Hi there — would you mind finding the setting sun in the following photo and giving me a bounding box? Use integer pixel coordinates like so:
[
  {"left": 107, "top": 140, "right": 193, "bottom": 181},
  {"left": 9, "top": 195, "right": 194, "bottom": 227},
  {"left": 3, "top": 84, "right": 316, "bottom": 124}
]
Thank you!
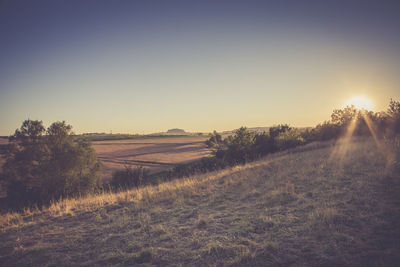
[{"left": 345, "top": 96, "right": 373, "bottom": 110}]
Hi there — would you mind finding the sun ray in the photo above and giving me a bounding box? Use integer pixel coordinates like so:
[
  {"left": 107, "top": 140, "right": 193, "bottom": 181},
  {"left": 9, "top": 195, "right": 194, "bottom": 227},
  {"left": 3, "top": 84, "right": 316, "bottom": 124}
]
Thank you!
[
  {"left": 361, "top": 111, "right": 395, "bottom": 172},
  {"left": 329, "top": 114, "right": 358, "bottom": 163}
]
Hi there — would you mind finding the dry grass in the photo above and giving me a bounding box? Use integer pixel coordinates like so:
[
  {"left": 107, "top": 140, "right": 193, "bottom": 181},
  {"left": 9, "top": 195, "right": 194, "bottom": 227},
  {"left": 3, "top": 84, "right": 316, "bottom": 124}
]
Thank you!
[{"left": 0, "top": 137, "right": 399, "bottom": 266}]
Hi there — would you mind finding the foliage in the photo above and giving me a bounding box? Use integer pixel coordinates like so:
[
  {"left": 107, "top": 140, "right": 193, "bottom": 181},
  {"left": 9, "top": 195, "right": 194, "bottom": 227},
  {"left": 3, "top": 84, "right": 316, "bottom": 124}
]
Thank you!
[
  {"left": 205, "top": 131, "right": 224, "bottom": 150},
  {"left": 269, "top": 124, "right": 291, "bottom": 138},
  {"left": 304, "top": 102, "right": 400, "bottom": 141},
  {"left": 0, "top": 120, "right": 102, "bottom": 209},
  {"left": 275, "top": 128, "right": 305, "bottom": 150},
  {"left": 111, "top": 165, "right": 148, "bottom": 189},
  {"left": 386, "top": 98, "right": 400, "bottom": 136},
  {"left": 302, "top": 121, "right": 341, "bottom": 141},
  {"left": 330, "top": 105, "right": 359, "bottom": 126},
  {"left": 192, "top": 99, "right": 400, "bottom": 184},
  {"left": 221, "top": 127, "right": 256, "bottom": 164},
  {"left": 202, "top": 125, "right": 302, "bottom": 168},
  {"left": 253, "top": 132, "right": 274, "bottom": 157}
]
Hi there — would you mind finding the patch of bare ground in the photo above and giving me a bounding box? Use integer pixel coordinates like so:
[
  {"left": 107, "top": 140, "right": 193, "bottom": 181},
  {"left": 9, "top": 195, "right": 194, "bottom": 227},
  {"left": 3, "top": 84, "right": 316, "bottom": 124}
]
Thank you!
[{"left": 0, "top": 138, "right": 399, "bottom": 266}]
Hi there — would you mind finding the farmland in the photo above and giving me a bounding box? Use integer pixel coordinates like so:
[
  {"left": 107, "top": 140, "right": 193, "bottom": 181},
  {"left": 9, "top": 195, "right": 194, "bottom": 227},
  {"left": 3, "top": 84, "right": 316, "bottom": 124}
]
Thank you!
[{"left": 92, "top": 136, "right": 211, "bottom": 179}]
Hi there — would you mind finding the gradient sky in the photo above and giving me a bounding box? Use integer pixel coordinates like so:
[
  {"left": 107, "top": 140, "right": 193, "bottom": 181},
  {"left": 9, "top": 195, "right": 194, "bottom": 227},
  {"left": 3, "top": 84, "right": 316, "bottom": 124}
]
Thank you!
[{"left": 1, "top": 0, "right": 400, "bottom": 135}]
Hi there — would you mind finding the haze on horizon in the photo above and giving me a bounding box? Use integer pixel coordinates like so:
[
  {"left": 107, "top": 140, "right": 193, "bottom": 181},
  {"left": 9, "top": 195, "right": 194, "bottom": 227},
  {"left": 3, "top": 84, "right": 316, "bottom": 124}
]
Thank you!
[{"left": 1, "top": 0, "right": 399, "bottom": 135}]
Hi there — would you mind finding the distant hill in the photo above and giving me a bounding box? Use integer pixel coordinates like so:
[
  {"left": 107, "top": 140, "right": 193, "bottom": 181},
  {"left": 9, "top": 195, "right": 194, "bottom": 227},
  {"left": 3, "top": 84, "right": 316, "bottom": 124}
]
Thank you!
[{"left": 166, "top": 128, "right": 186, "bottom": 134}]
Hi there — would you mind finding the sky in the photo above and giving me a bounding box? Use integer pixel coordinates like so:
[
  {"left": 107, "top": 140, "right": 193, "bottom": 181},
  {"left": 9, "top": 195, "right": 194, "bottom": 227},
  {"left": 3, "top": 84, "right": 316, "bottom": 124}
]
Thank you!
[{"left": 0, "top": 0, "right": 400, "bottom": 135}]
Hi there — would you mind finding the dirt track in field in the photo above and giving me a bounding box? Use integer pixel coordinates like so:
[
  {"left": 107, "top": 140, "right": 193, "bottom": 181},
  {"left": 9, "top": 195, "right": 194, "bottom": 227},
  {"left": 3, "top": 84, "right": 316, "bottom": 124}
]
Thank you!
[{"left": 92, "top": 137, "right": 211, "bottom": 179}]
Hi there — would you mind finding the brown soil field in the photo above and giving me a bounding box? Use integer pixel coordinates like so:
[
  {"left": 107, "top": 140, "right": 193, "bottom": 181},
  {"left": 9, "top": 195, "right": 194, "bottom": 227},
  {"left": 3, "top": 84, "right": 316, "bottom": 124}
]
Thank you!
[
  {"left": 92, "top": 137, "right": 211, "bottom": 179},
  {"left": 0, "top": 138, "right": 8, "bottom": 145}
]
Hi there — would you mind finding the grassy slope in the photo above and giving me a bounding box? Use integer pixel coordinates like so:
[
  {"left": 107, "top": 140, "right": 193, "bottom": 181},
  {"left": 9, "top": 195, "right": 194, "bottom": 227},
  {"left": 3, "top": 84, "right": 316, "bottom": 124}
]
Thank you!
[{"left": 0, "top": 138, "right": 399, "bottom": 266}]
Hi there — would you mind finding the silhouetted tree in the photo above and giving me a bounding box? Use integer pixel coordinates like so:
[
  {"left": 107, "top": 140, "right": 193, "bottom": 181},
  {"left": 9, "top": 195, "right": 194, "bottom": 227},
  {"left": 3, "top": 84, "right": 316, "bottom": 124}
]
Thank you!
[
  {"left": 331, "top": 105, "right": 359, "bottom": 126},
  {"left": 387, "top": 99, "right": 400, "bottom": 134},
  {"left": 0, "top": 120, "right": 102, "bottom": 209}
]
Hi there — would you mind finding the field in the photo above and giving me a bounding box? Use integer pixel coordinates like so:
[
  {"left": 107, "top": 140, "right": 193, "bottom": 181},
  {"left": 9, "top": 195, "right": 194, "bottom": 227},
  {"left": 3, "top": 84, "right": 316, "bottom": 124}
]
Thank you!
[
  {"left": 92, "top": 136, "right": 211, "bottom": 179},
  {"left": 1, "top": 137, "right": 399, "bottom": 266}
]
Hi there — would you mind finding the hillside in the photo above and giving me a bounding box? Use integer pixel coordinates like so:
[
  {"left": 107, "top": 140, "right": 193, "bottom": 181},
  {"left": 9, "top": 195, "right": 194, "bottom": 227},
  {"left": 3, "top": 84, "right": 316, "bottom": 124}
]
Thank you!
[{"left": 0, "top": 138, "right": 399, "bottom": 266}]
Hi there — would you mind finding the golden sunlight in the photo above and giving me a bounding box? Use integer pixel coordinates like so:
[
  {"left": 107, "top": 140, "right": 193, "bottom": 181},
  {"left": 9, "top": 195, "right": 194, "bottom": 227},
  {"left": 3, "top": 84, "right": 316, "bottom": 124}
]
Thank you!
[{"left": 345, "top": 96, "right": 373, "bottom": 110}]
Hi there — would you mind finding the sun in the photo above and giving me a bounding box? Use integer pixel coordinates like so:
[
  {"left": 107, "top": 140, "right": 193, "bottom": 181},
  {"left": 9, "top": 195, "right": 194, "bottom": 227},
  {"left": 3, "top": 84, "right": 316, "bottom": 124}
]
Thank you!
[{"left": 345, "top": 96, "right": 373, "bottom": 110}]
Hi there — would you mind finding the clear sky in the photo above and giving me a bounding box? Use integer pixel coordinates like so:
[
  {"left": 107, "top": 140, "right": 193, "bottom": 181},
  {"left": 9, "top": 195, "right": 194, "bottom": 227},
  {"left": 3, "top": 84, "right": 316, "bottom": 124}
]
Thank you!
[{"left": 1, "top": 0, "right": 399, "bottom": 135}]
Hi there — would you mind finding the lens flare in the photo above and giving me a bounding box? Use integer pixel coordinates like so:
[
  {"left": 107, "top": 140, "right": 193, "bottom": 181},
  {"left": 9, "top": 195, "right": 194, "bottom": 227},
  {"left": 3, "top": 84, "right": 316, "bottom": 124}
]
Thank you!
[
  {"left": 345, "top": 96, "right": 373, "bottom": 110},
  {"left": 329, "top": 107, "right": 394, "bottom": 173}
]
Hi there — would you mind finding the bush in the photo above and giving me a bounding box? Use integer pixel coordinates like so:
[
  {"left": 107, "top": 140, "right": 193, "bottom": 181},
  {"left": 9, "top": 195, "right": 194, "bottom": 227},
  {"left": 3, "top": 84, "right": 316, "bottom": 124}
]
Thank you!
[
  {"left": 275, "top": 128, "right": 305, "bottom": 150},
  {"left": 111, "top": 165, "right": 148, "bottom": 189},
  {"left": 386, "top": 99, "right": 400, "bottom": 137},
  {"left": 206, "top": 131, "right": 224, "bottom": 150},
  {"left": 305, "top": 121, "right": 341, "bottom": 141},
  {"left": 222, "top": 127, "right": 256, "bottom": 164},
  {"left": 253, "top": 132, "right": 274, "bottom": 157}
]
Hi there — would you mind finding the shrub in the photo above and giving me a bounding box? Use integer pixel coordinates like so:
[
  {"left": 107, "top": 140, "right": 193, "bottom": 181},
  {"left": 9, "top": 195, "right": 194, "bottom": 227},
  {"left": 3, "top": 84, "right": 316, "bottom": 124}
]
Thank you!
[
  {"left": 275, "top": 128, "right": 305, "bottom": 150},
  {"left": 206, "top": 131, "right": 224, "bottom": 150},
  {"left": 253, "top": 132, "right": 274, "bottom": 157},
  {"left": 222, "top": 127, "right": 256, "bottom": 164},
  {"left": 111, "top": 165, "right": 148, "bottom": 189},
  {"left": 386, "top": 99, "right": 400, "bottom": 136},
  {"left": 305, "top": 121, "right": 341, "bottom": 141},
  {"left": 269, "top": 124, "right": 291, "bottom": 139}
]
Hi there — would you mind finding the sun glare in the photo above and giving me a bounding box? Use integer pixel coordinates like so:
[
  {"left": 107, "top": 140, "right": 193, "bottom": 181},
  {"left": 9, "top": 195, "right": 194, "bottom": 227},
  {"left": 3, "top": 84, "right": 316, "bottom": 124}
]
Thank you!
[{"left": 345, "top": 96, "right": 373, "bottom": 110}]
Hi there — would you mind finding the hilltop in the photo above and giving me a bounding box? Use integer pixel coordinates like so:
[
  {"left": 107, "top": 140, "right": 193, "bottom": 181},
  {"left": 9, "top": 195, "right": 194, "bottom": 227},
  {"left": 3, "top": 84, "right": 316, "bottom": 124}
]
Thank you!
[
  {"left": 166, "top": 128, "right": 186, "bottom": 134},
  {"left": 0, "top": 137, "right": 399, "bottom": 266}
]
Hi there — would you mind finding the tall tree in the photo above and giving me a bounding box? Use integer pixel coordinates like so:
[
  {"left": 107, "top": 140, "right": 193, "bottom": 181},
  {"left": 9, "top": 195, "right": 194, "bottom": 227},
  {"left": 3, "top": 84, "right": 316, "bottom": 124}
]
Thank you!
[{"left": 1, "top": 120, "right": 102, "bottom": 208}]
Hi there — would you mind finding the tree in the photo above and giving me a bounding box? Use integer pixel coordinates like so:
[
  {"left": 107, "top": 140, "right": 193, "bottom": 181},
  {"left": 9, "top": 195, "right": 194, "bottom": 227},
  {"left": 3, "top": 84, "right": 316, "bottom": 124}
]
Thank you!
[
  {"left": 387, "top": 99, "right": 400, "bottom": 134},
  {"left": 330, "top": 105, "right": 359, "bottom": 126},
  {"left": 253, "top": 132, "right": 274, "bottom": 156},
  {"left": 269, "top": 124, "right": 291, "bottom": 139},
  {"left": 387, "top": 98, "right": 400, "bottom": 118},
  {"left": 222, "top": 127, "right": 255, "bottom": 164},
  {"left": 275, "top": 128, "right": 305, "bottom": 150},
  {"left": 206, "top": 130, "right": 223, "bottom": 150},
  {"left": 1, "top": 120, "right": 102, "bottom": 209}
]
